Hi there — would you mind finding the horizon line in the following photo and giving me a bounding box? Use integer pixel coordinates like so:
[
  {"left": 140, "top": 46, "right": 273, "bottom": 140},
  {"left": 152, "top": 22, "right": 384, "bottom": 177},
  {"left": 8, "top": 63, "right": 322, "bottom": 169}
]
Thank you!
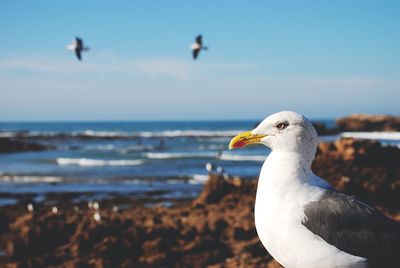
[{"left": 0, "top": 117, "right": 339, "bottom": 123}]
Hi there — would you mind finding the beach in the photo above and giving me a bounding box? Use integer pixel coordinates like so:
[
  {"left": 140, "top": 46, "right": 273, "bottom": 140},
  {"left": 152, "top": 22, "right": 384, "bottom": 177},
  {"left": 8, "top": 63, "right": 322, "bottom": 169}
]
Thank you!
[
  {"left": 1, "top": 1, "right": 399, "bottom": 266},
  {"left": 0, "top": 115, "right": 399, "bottom": 267}
]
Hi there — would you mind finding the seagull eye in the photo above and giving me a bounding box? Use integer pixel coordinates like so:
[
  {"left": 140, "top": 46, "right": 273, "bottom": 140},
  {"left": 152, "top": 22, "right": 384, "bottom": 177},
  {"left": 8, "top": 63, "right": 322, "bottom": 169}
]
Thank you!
[{"left": 276, "top": 122, "right": 289, "bottom": 130}]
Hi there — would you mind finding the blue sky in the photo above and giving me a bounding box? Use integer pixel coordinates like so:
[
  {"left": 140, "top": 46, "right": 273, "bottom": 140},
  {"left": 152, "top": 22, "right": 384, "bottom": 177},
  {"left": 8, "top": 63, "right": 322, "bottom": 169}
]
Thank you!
[{"left": 0, "top": 1, "right": 399, "bottom": 121}]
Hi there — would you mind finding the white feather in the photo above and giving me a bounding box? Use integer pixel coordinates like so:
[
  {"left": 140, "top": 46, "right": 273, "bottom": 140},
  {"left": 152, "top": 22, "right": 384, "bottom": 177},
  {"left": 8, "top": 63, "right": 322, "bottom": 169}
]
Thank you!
[{"left": 251, "top": 111, "right": 367, "bottom": 268}]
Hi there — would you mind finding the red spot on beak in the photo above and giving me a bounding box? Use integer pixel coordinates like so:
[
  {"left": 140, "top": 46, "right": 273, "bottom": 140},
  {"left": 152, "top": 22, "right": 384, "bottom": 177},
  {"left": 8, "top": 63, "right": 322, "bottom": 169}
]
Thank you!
[{"left": 233, "top": 140, "right": 246, "bottom": 148}]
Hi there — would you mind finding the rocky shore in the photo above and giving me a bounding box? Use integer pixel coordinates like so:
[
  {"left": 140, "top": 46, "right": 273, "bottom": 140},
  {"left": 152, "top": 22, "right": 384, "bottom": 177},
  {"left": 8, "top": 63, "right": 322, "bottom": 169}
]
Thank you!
[
  {"left": 0, "top": 138, "right": 399, "bottom": 268},
  {"left": 336, "top": 114, "right": 400, "bottom": 132},
  {"left": 1, "top": 114, "right": 399, "bottom": 155},
  {"left": 0, "top": 138, "right": 51, "bottom": 154},
  {"left": 315, "top": 114, "right": 400, "bottom": 135}
]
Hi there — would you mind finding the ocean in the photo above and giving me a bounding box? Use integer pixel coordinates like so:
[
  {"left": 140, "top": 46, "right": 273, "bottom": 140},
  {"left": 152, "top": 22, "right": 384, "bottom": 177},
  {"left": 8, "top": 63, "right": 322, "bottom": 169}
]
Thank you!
[{"left": 1, "top": 120, "right": 399, "bottom": 205}]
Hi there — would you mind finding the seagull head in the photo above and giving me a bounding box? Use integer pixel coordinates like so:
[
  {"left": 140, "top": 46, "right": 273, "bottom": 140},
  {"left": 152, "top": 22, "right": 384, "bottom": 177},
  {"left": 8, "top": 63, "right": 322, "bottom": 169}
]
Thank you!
[{"left": 229, "top": 111, "right": 318, "bottom": 156}]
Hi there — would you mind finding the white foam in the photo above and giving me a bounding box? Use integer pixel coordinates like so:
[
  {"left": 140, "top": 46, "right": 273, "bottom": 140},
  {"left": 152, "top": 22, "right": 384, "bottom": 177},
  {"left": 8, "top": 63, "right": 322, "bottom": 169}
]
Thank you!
[
  {"left": 117, "top": 145, "right": 154, "bottom": 153},
  {"left": 218, "top": 154, "right": 267, "bottom": 162},
  {"left": 79, "top": 130, "right": 129, "bottom": 138},
  {"left": 0, "top": 129, "right": 245, "bottom": 139},
  {"left": 0, "top": 175, "right": 62, "bottom": 183},
  {"left": 197, "top": 144, "right": 226, "bottom": 150},
  {"left": 166, "top": 179, "right": 185, "bottom": 184},
  {"left": 137, "top": 130, "right": 244, "bottom": 138},
  {"left": 56, "top": 158, "right": 143, "bottom": 166},
  {"left": 83, "top": 144, "right": 116, "bottom": 151},
  {"left": 145, "top": 152, "right": 217, "bottom": 159},
  {"left": 26, "top": 131, "right": 58, "bottom": 137},
  {"left": 189, "top": 174, "right": 209, "bottom": 184},
  {"left": 0, "top": 132, "right": 16, "bottom": 138},
  {"left": 341, "top": 132, "right": 400, "bottom": 141}
]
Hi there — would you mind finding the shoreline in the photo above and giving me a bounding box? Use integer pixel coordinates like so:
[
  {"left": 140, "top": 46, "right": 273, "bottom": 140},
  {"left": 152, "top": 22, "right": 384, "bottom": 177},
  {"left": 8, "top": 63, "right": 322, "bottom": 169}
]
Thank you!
[{"left": 0, "top": 137, "right": 399, "bottom": 267}]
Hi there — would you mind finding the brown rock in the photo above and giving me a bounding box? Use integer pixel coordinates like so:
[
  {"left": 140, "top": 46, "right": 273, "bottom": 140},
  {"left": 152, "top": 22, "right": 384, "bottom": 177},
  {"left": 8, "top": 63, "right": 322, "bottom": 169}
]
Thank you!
[
  {"left": 313, "top": 138, "right": 400, "bottom": 208},
  {"left": 0, "top": 138, "right": 51, "bottom": 153},
  {"left": 336, "top": 114, "right": 400, "bottom": 132},
  {"left": 193, "top": 173, "right": 236, "bottom": 205},
  {"left": 0, "top": 138, "right": 399, "bottom": 267}
]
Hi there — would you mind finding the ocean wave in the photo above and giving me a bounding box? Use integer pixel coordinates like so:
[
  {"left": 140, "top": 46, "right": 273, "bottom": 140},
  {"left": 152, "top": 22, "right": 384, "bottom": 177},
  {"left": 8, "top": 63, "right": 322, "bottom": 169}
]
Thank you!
[
  {"left": 197, "top": 144, "right": 226, "bottom": 150},
  {"left": 56, "top": 158, "right": 143, "bottom": 166},
  {"left": 0, "top": 132, "right": 17, "bottom": 138},
  {"left": 117, "top": 146, "right": 155, "bottom": 153},
  {"left": 341, "top": 132, "right": 400, "bottom": 141},
  {"left": 0, "top": 175, "right": 62, "bottom": 183},
  {"left": 1, "top": 129, "right": 244, "bottom": 140},
  {"left": 137, "top": 130, "right": 242, "bottom": 138},
  {"left": 188, "top": 174, "right": 209, "bottom": 184},
  {"left": 83, "top": 144, "right": 116, "bottom": 151},
  {"left": 218, "top": 154, "right": 267, "bottom": 162},
  {"left": 81, "top": 144, "right": 155, "bottom": 153},
  {"left": 79, "top": 130, "right": 130, "bottom": 138},
  {"left": 145, "top": 152, "right": 217, "bottom": 159},
  {"left": 5, "top": 129, "right": 400, "bottom": 141}
]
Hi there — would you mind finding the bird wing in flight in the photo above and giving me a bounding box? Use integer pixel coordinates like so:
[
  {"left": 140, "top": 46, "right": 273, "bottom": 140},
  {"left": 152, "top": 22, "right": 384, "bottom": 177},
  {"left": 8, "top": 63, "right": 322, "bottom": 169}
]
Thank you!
[
  {"left": 75, "top": 49, "right": 82, "bottom": 60},
  {"left": 192, "top": 48, "right": 200, "bottom": 59},
  {"left": 75, "top": 37, "right": 83, "bottom": 50},
  {"left": 195, "top": 35, "right": 203, "bottom": 46}
]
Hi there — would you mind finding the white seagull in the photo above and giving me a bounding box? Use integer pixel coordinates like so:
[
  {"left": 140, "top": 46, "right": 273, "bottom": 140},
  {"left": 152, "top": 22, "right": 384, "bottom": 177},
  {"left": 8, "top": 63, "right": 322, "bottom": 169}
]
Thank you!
[
  {"left": 93, "top": 212, "right": 101, "bottom": 222},
  {"left": 27, "top": 203, "right": 34, "bottom": 213},
  {"left": 190, "top": 34, "right": 208, "bottom": 60},
  {"left": 205, "top": 162, "right": 215, "bottom": 173},
  {"left": 66, "top": 37, "right": 90, "bottom": 61},
  {"left": 229, "top": 111, "right": 400, "bottom": 268},
  {"left": 51, "top": 206, "right": 58, "bottom": 214},
  {"left": 93, "top": 201, "right": 99, "bottom": 210}
]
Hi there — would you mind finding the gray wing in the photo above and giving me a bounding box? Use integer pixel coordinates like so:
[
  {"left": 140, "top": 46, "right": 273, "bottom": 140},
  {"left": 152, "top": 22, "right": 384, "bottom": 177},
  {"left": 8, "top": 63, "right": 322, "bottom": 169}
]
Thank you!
[
  {"left": 192, "top": 48, "right": 200, "bottom": 59},
  {"left": 195, "top": 35, "right": 202, "bottom": 46},
  {"left": 75, "top": 37, "right": 83, "bottom": 50},
  {"left": 302, "top": 190, "right": 400, "bottom": 264},
  {"left": 75, "top": 49, "right": 82, "bottom": 60}
]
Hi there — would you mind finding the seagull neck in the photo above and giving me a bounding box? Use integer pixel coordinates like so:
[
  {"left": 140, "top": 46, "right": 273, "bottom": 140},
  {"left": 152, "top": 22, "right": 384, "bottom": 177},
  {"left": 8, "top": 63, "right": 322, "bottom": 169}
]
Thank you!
[
  {"left": 256, "top": 150, "right": 315, "bottom": 212},
  {"left": 261, "top": 150, "right": 314, "bottom": 184}
]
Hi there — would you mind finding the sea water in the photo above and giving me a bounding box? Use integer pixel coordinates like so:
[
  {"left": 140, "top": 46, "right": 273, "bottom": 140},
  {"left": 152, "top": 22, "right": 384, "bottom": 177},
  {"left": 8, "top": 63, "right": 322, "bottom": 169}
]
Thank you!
[{"left": 0, "top": 120, "right": 399, "bottom": 202}]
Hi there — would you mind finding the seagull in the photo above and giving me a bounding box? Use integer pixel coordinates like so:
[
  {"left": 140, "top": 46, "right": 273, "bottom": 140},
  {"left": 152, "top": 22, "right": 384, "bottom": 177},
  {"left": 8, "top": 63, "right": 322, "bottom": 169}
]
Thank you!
[
  {"left": 205, "top": 162, "right": 214, "bottom": 173},
  {"left": 216, "top": 166, "right": 225, "bottom": 174},
  {"left": 51, "top": 206, "right": 58, "bottom": 214},
  {"left": 190, "top": 34, "right": 208, "bottom": 60},
  {"left": 66, "top": 37, "right": 90, "bottom": 61},
  {"left": 93, "top": 201, "right": 99, "bottom": 210},
  {"left": 216, "top": 165, "right": 230, "bottom": 180},
  {"left": 27, "top": 203, "right": 34, "bottom": 213},
  {"left": 93, "top": 212, "right": 101, "bottom": 222},
  {"left": 229, "top": 111, "right": 400, "bottom": 268}
]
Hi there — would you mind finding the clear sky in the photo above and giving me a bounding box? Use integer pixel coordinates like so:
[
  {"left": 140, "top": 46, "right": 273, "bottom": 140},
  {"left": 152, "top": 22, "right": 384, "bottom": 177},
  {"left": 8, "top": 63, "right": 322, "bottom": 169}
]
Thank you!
[{"left": 0, "top": 0, "right": 399, "bottom": 121}]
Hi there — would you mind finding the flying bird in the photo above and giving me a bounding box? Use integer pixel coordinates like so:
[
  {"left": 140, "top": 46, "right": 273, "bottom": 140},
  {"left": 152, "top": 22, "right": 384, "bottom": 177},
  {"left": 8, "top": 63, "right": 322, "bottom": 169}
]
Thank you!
[
  {"left": 229, "top": 111, "right": 400, "bottom": 268},
  {"left": 66, "top": 37, "right": 90, "bottom": 61},
  {"left": 190, "top": 34, "right": 208, "bottom": 60}
]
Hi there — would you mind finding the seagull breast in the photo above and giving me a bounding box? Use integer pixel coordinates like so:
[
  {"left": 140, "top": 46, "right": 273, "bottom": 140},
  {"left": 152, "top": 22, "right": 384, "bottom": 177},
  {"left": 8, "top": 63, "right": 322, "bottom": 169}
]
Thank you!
[{"left": 191, "top": 43, "right": 201, "bottom": 50}]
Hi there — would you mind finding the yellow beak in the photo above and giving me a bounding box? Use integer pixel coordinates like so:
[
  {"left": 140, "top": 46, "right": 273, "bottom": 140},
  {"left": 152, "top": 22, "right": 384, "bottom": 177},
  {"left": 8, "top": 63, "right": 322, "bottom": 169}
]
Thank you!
[{"left": 229, "top": 131, "right": 266, "bottom": 150}]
